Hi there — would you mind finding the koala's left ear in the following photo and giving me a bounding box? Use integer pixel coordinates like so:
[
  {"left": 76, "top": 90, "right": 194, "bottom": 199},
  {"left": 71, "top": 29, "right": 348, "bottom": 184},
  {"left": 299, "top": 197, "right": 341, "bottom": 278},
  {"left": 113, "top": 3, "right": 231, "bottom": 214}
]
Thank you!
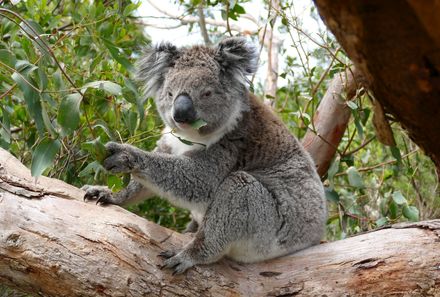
[
  {"left": 136, "top": 42, "right": 180, "bottom": 97},
  {"left": 215, "top": 37, "right": 258, "bottom": 78}
]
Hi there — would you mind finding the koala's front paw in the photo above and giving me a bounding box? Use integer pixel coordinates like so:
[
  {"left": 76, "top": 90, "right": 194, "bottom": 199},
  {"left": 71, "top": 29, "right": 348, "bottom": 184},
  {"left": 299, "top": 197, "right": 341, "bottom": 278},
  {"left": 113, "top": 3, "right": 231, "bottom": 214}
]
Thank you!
[
  {"left": 102, "top": 142, "right": 139, "bottom": 174},
  {"left": 159, "top": 250, "right": 195, "bottom": 275},
  {"left": 81, "top": 185, "right": 114, "bottom": 205}
]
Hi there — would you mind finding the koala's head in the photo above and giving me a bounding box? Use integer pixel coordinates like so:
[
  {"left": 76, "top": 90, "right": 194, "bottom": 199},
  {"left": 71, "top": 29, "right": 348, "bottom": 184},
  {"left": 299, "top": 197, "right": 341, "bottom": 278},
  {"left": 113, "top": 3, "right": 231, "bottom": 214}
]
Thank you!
[{"left": 136, "top": 37, "right": 258, "bottom": 144}]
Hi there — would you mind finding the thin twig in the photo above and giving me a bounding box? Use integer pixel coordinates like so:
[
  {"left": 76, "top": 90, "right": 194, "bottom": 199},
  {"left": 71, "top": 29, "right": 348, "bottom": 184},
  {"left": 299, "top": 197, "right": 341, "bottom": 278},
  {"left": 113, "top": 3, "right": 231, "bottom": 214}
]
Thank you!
[
  {"left": 335, "top": 149, "right": 419, "bottom": 176},
  {"left": 197, "top": 0, "right": 211, "bottom": 45},
  {"left": 342, "top": 136, "right": 375, "bottom": 156},
  {"left": 225, "top": 1, "right": 233, "bottom": 37}
]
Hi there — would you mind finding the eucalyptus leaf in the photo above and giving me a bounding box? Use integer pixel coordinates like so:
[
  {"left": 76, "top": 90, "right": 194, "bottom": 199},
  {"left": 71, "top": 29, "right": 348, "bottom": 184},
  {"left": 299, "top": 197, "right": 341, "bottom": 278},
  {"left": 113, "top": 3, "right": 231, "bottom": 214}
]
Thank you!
[
  {"left": 402, "top": 205, "right": 419, "bottom": 221},
  {"left": 0, "top": 49, "right": 16, "bottom": 68},
  {"left": 79, "top": 161, "right": 104, "bottom": 178},
  {"left": 103, "top": 39, "right": 134, "bottom": 72},
  {"left": 58, "top": 93, "right": 82, "bottom": 136},
  {"left": 31, "top": 138, "right": 61, "bottom": 177},
  {"left": 190, "top": 119, "right": 207, "bottom": 130},
  {"left": 375, "top": 217, "right": 388, "bottom": 227},
  {"left": 347, "top": 101, "right": 358, "bottom": 110},
  {"left": 94, "top": 138, "right": 108, "bottom": 163},
  {"left": 347, "top": 166, "right": 364, "bottom": 188},
  {"left": 81, "top": 80, "right": 122, "bottom": 96},
  {"left": 388, "top": 200, "right": 398, "bottom": 219},
  {"left": 11, "top": 72, "right": 45, "bottom": 135},
  {"left": 390, "top": 146, "right": 402, "bottom": 165},
  {"left": 324, "top": 187, "right": 340, "bottom": 203},
  {"left": 176, "top": 136, "right": 194, "bottom": 146},
  {"left": 392, "top": 191, "right": 407, "bottom": 205}
]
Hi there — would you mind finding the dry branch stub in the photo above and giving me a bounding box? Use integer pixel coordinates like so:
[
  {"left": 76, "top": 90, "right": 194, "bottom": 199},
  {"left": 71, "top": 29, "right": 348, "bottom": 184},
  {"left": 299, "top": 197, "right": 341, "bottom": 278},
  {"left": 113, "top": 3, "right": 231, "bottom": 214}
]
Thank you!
[{"left": 1, "top": 148, "right": 440, "bottom": 296}]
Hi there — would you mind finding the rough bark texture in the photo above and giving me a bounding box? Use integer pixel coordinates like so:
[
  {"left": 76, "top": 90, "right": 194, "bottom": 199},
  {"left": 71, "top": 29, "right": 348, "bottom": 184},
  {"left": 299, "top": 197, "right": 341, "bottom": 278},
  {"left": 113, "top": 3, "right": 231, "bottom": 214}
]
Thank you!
[
  {"left": 314, "top": 0, "right": 440, "bottom": 174},
  {"left": 302, "top": 67, "right": 366, "bottom": 176},
  {"left": 1, "top": 148, "right": 440, "bottom": 296}
]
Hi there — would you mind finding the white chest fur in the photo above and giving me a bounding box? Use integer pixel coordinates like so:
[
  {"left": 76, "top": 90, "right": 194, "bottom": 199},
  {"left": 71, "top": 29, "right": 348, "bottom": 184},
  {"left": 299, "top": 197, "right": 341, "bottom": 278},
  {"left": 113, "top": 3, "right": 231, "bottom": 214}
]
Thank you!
[
  {"left": 160, "top": 127, "right": 205, "bottom": 155},
  {"left": 161, "top": 133, "right": 203, "bottom": 155}
]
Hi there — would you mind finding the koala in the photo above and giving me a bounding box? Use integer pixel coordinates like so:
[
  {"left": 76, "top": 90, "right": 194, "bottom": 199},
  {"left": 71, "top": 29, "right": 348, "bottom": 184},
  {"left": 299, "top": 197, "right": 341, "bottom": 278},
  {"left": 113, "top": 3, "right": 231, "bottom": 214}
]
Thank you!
[{"left": 82, "top": 37, "right": 327, "bottom": 274}]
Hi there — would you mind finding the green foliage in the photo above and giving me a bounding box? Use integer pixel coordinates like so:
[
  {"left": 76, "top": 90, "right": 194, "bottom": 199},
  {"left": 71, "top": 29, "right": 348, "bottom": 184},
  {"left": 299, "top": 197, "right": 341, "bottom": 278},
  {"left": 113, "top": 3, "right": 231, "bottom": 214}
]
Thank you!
[{"left": 0, "top": 0, "right": 187, "bottom": 230}]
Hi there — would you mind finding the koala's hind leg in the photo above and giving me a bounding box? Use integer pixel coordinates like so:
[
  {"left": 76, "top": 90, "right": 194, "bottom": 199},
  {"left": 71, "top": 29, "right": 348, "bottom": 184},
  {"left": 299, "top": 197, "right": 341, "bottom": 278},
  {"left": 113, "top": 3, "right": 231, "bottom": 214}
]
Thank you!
[{"left": 160, "top": 171, "right": 279, "bottom": 274}]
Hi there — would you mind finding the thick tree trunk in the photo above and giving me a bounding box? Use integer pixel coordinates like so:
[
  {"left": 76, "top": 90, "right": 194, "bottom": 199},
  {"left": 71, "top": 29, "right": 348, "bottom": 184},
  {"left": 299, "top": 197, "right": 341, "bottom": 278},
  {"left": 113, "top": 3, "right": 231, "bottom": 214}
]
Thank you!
[
  {"left": 313, "top": 0, "right": 440, "bottom": 174},
  {"left": 1, "top": 148, "right": 440, "bottom": 296}
]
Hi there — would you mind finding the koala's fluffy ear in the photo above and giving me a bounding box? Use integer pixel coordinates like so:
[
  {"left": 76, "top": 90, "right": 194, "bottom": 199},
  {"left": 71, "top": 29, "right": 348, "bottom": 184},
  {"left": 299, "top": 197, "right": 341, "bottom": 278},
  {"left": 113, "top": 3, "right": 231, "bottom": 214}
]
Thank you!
[
  {"left": 136, "top": 42, "right": 180, "bottom": 96},
  {"left": 215, "top": 37, "right": 258, "bottom": 80}
]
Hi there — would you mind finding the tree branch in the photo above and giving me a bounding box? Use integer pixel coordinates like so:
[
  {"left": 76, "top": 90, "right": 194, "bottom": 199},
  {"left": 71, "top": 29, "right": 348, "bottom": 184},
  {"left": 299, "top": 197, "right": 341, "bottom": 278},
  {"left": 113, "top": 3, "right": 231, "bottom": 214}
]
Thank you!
[
  {"left": 197, "top": 1, "right": 211, "bottom": 45},
  {"left": 302, "top": 67, "right": 368, "bottom": 176},
  {"left": 1, "top": 148, "right": 440, "bottom": 296}
]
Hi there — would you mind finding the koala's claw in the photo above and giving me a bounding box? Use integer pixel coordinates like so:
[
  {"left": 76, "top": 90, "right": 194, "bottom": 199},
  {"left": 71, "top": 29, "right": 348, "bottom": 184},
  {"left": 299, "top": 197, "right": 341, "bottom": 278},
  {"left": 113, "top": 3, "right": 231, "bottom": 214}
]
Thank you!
[
  {"left": 159, "top": 250, "right": 194, "bottom": 275},
  {"left": 81, "top": 185, "right": 114, "bottom": 205},
  {"left": 158, "top": 250, "right": 176, "bottom": 259}
]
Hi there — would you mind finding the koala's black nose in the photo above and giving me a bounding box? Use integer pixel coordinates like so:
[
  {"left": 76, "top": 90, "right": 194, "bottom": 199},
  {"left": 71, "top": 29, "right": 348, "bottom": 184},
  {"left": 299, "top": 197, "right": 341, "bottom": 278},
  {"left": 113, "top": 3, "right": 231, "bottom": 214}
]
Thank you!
[{"left": 173, "top": 94, "right": 197, "bottom": 124}]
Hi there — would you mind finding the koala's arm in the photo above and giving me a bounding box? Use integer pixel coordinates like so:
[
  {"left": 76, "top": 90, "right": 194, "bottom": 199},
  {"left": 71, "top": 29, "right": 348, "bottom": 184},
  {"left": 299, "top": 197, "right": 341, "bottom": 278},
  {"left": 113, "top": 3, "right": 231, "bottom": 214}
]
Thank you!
[
  {"left": 83, "top": 141, "right": 171, "bottom": 205},
  {"left": 102, "top": 141, "right": 236, "bottom": 203}
]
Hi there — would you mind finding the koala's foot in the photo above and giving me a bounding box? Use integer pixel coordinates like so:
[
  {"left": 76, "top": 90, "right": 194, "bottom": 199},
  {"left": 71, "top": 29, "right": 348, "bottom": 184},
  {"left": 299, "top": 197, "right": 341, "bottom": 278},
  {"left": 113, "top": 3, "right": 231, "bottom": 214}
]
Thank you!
[
  {"left": 158, "top": 249, "right": 195, "bottom": 275},
  {"left": 81, "top": 185, "right": 115, "bottom": 205},
  {"left": 158, "top": 226, "right": 229, "bottom": 275},
  {"left": 102, "top": 142, "right": 140, "bottom": 174}
]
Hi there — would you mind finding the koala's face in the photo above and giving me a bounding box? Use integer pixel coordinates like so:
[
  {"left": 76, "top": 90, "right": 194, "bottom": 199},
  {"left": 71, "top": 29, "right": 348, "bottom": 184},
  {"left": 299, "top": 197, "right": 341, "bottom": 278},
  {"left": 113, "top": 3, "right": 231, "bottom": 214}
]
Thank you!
[{"left": 137, "top": 38, "right": 258, "bottom": 143}]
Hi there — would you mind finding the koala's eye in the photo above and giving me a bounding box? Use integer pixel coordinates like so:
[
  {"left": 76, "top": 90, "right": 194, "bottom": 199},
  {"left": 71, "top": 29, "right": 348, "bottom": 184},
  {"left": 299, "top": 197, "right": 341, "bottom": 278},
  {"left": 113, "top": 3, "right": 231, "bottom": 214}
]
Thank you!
[
  {"left": 203, "top": 91, "right": 212, "bottom": 97},
  {"left": 168, "top": 92, "right": 173, "bottom": 97}
]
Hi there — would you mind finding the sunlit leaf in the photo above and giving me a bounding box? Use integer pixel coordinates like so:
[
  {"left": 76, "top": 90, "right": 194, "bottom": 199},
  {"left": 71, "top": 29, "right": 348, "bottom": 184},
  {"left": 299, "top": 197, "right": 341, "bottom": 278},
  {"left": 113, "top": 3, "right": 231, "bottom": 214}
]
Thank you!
[
  {"left": 392, "top": 191, "right": 407, "bottom": 205},
  {"left": 346, "top": 101, "right": 358, "bottom": 110},
  {"left": 347, "top": 166, "right": 364, "bottom": 188},
  {"left": 82, "top": 80, "right": 122, "bottom": 96}
]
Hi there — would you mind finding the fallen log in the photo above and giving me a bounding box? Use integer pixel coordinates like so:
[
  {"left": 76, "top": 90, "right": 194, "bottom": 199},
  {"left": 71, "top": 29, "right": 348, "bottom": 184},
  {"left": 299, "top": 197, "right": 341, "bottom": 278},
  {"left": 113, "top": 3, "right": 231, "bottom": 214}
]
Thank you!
[{"left": 0, "top": 148, "right": 439, "bottom": 296}]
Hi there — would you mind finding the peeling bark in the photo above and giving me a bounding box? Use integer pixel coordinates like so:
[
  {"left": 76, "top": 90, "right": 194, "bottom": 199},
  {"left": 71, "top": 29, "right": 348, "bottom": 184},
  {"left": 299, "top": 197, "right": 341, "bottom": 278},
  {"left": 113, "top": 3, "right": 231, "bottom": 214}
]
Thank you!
[
  {"left": 314, "top": 0, "right": 440, "bottom": 174},
  {"left": 1, "top": 148, "right": 440, "bottom": 296}
]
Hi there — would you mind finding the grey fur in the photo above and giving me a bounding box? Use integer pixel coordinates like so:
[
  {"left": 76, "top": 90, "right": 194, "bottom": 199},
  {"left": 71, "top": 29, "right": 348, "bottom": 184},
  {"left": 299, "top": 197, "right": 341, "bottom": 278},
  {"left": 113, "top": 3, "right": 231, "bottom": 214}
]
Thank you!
[{"left": 83, "top": 37, "right": 327, "bottom": 274}]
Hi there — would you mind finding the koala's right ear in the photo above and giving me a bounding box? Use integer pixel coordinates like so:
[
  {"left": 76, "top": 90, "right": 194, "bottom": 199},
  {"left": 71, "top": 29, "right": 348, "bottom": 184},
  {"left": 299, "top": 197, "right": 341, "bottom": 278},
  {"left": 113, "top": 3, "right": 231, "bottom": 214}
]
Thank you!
[
  {"left": 215, "top": 37, "right": 258, "bottom": 81},
  {"left": 136, "top": 42, "right": 180, "bottom": 96}
]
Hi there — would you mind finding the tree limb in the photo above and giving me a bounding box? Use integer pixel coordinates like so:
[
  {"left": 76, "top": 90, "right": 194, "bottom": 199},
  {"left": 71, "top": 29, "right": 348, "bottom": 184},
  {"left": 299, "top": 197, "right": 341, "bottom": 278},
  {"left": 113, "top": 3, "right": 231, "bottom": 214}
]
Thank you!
[
  {"left": 302, "top": 67, "right": 367, "bottom": 176},
  {"left": 1, "top": 148, "right": 440, "bottom": 296}
]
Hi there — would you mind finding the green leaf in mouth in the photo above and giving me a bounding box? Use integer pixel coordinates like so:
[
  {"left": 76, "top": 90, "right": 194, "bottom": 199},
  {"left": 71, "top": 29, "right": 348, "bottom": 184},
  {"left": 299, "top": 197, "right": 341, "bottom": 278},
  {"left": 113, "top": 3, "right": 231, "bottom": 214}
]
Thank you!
[{"left": 190, "top": 119, "right": 208, "bottom": 130}]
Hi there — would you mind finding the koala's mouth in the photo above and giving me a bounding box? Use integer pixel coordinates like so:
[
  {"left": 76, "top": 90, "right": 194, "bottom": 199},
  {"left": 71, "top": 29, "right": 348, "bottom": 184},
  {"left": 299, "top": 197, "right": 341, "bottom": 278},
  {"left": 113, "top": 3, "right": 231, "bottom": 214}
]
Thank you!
[{"left": 173, "top": 118, "right": 207, "bottom": 131}]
